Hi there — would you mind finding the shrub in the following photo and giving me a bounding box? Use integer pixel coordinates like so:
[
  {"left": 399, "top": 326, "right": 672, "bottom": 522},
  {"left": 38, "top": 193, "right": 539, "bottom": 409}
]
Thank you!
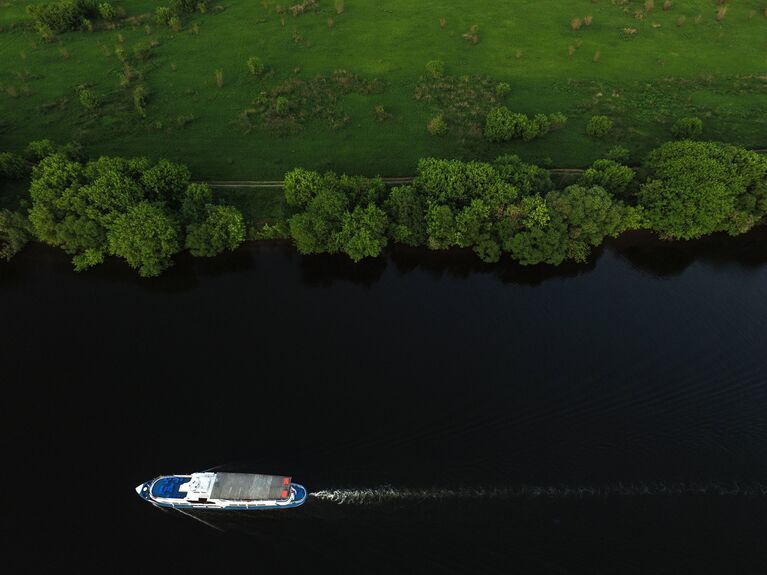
[
  {"left": 606, "top": 145, "right": 630, "bottom": 163},
  {"left": 484, "top": 106, "right": 525, "bottom": 142},
  {"left": 215, "top": 69, "right": 224, "bottom": 88},
  {"left": 275, "top": 96, "right": 289, "bottom": 115},
  {"left": 77, "top": 86, "right": 100, "bottom": 110},
  {"left": 155, "top": 6, "right": 172, "bottom": 24},
  {"left": 462, "top": 24, "right": 480, "bottom": 44},
  {"left": 484, "top": 107, "right": 559, "bottom": 142},
  {"left": 247, "top": 56, "right": 265, "bottom": 76},
  {"left": 570, "top": 18, "right": 582, "bottom": 30},
  {"left": 27, "top": 0, "right": 98, "bottom": 34},
  {"left": 548, "top": 112, "right": 568, "bottom": 130},
  {"left": 98, "top": 2, "right": 115, "bottom": 20},
  {"left": 334, "top": 0, "right": 345, "bottom": 14},
  {"left": 586, "top": 115, "right": 613, "bottom": 138},
  {"left": 427, "top": 114, "right": 447, "bottom": 136},
  {"left": 671, "top": 116, "right": 703, "bottom": 139},
  {"left": 133, "top": 85, "right": 148, "bottom": 117},
  {"left": 495, "top": 82, "right": 511, "bottom": 99},
  {"left": 425, "top": 60, "right": 445, "bottom": 79},
  {"left": 168, "top": 15, "right": 182, "bottom": 31}
]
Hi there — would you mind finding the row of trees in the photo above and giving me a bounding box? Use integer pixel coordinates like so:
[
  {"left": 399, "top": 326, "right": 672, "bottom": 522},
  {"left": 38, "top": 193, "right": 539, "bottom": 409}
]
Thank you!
[
  {"left": 18, "top": 147, "right": 245, "bottom": 276},
  {"left": 282, "top": 140, "right": 767, "bottom": 264}
]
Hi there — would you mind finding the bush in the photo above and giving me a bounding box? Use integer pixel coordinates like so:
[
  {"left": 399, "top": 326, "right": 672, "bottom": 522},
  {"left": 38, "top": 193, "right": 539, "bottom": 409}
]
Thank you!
[
  {"left": 671, "top": 116, "right": 703, "bottom": 139},
  {"left": 425, "top": 60, "right": 445, "bottom": 79},
  {"left": 77, "top": 87, "right": 100, "bottom": 110},
  {"left": 27, "top": 0, "right": 98, "bottom": 34},
  {"left": 484, "top": 107, "right": 558, "bottom": 142},
  {"left": 548, "top": 112, "right": 568, "bottom": 130},
  {"left": 586, "top": 115, "right": 613, "bottom": 138},
  {"left": 97, "top": 2, "right": 115, "bottom": 20},
  {"left": 495, "top": 82, "right": 511, "bottom": 99},
  {"left": 606, "top": 145, "right": 630, "bottom": 163},
  {"left": 155, "top": 6, "right": 172, "bottom": 24},
  {"left": 133, "top": 85, "right": 149, "bottom": 117},
  {"left": 427, "top": 114, "right": 447, "bottom": 136},
  {"left": 247, "top": 56, "right": 265, "bottom": 77}
]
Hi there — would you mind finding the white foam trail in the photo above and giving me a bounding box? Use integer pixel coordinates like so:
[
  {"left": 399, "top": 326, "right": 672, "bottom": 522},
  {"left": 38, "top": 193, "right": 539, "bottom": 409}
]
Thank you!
[{"left": 311, "top": 482, "right": 767, "bottom": 504}]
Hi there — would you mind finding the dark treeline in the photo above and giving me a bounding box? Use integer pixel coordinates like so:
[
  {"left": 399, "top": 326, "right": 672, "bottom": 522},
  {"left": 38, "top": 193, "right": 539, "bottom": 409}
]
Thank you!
[
  {"left": 2, "top": 140, "right": 766, "bottom": 275},
  {"left": 281, "top": 141, "right": 767, "bottom": 264}
]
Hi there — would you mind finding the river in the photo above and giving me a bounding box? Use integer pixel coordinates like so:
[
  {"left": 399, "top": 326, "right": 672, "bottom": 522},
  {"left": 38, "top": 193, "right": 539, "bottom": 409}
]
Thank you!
[{"left": 2, "top": 230, "right": 767, "bottom": 574}]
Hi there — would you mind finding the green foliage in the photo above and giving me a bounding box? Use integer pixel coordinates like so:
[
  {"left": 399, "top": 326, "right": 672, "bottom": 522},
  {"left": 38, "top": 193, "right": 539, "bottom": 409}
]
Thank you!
[
  {"left": 27, "top": 0, "right": 98, "bottom": 34},
  {"left": 133, "top": 85, "right": 149, "bottom": 117},
  {"left": 606, "top": 145, "right": 630, "bottom": 163},
  {"left": 495, "top": 82, "right": 511, "bottom": 99},
  {"left": 284, "top": 168, "right": 323, "bottom": 208},
  {"left": 671, "top": 116, "right": 703, "bottom": 139},
  {"left": 484, "top": 107, "right": 558, "bottom": 142},
  {"left": 425, "top": 60, "right": 445, "bottom": 79},
  {"left": 639, "top": 140, "right": 767, "bottom": 239},
  {"left": 185, "top": 204, "right": 246, "bottom": 257},
  {"left": 288, "top": 188, "right": 347, "bottom": 254},
  {"left": 0, "top": 210, "right": 30, "bottom": 261},
  {"left": 0, "top": 153, "right": 30, "bottom": 179},
  {"left": 140, "top": 159, "right": 191, "bottom": 202},
  {"left": 586, "top": 115, "right": 613, "bottom": 138},
  {"left": 427, "top": 114, "right": 447, "bottom": 136},
  {"left": 155, "top": 6, "right": 172, "bottom": 24},
  {"left": 25, "top": 153, "right": 240, "bottom": 275},
  {"left": 247, "top": 56, "right": 265, "bottom": 77},
  {"left": 97, "top": 2, "right": 115, "bottom": 20},
  {"left": 107, "top": 202, "right": 180, "bottom": 277},
  {"left": 384, "top": 185, "right": 426, "bottom": 246},
  {"left": 180, "top": 182, "right": 213, "bottom": 224},
  {"left": 77, "top": 87, "right": 100, "bottom": 110},
  {"left": 335, "top": 204, "right": 389, "bottom": 262},
  {"left": 493, "top": 154, "right": 553, "bottom": 196},
  {"left": 578, "top": 159, "right": 635, "bottom": 197}
]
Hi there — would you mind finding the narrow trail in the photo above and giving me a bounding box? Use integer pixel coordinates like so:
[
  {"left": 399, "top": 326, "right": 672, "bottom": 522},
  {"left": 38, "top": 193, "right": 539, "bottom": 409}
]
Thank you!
[{"left": 203, "top": 150, "right": 767, "bottom": 189}]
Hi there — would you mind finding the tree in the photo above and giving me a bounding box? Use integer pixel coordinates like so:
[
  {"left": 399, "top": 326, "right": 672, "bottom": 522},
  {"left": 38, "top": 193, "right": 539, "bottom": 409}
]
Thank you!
[
  {"left": 140, "top": 159, "right": 191, "bottom": 203},
  {"left": 335, "top": 203, "right": 389, "bottom": 262},
  {"left": 180, "top": 183, "right": 214, "bottom": 224},
  {"left": 639, "top": 141, "right": 767, "bottom": 239},
  {"left": 493, "top": 154, "right": 553, "bottom": 196},
  {"left": 186, "top": 204, "right": 246, "bottom": 257},
  {"left": 284, "top": 168, "right": 323, "bottom": 208},
  {"left": 578, "top": 159, "right": 635, "bottom": 197},
  {"left": 287, "top": 188, "right": 347, "bottom": 254},
  {"left": 484, "top": 107, "right": 527, "bottom": 142},
  {"left": 107, "top": 202, "right": 180, "bottom": 277},
  {"left": 0, "top": 210, "right": 30, "bottom": 261},
  {"left": 425, "top": 202, "right": 456, "bottom": 250},
  {"left": 384, "top": 185, "right": 426, "bottom": 246},
  {"left": 586, "top": 115, "right": 613, "bottom": 138}
]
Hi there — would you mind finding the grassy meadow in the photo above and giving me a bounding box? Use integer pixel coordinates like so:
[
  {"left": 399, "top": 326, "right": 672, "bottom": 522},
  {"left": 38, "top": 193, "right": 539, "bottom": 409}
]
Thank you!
[{"left": 1, "top": 0, "right": 766, "bottom": 183}]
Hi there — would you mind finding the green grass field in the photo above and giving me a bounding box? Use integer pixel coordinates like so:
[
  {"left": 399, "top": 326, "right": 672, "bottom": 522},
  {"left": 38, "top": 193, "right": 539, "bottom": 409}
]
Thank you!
[{"left": 1, "top": 0, "right": 766, "bottom": 181}]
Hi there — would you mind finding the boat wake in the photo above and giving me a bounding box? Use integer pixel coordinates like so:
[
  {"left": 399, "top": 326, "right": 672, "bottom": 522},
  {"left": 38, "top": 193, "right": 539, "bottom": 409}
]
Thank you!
[{"left": 311, "top": 482, "right": 767, "bottom": 505}]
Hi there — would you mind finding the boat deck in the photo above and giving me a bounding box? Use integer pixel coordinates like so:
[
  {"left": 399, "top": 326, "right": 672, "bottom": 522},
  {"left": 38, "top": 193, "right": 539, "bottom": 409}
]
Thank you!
[{"left": 151, "top": 476, "right": 190, "bottom": 499}]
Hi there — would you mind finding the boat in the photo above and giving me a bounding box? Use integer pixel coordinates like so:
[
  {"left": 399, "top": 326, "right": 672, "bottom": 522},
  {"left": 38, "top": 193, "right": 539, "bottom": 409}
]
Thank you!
[{"left": 135, "top": 472, "right": 307, "bottom": 510}]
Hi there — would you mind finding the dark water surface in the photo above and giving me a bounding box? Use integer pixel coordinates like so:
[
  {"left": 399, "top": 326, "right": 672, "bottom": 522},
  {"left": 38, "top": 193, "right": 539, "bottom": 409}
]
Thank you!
[{"left": 2, "top": 230, "right": 767, "bottom": 574}]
